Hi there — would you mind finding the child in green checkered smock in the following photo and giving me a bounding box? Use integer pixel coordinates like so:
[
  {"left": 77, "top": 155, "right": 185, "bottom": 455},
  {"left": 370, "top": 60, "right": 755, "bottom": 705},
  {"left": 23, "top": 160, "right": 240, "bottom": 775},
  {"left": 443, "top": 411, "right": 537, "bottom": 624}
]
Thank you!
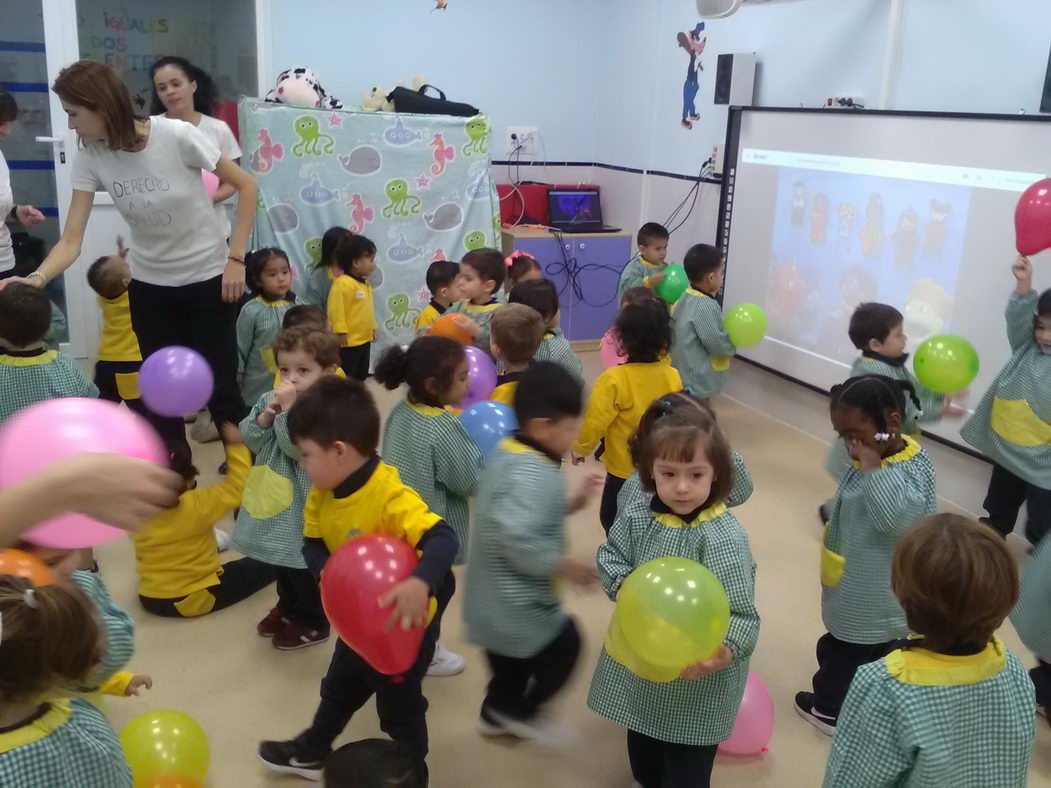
[
  {"left": 0, "top": 575, "right": 133, "bottom": 787},
  {"left": 588, "top": 402, "right": 758, "bottom": 787},
  {"left": 0, "top": 282, "right": 97, "bottom": 425},
  {"left": 1010, "top": 516, "right": 1051, "bottom": 711},
  {"left": 233, "top": 326, "right": 340, "bottom": 649},
  {"left": 237, "top": 248, "right": 298, "bottom": 407},
  {"left": 796, "top": 375, "right": 937, "bottom": 735},
  {"left": 671, "top": 244, "right": 735, "bottom": 400},
  {"left": 617, "top": 222, "right": 669, "bottom": 299},
  {"left": 824, "top": 303, "right": 956, "bottom": 481},
  {"left": 376, "top": 335, "right": 484, "bottom": 676},
  {"left": 962, "top": 257, "right": 1051, "bottom": 544},
  {"left": 447, "top": 248, "right": 507, "bottom": 357},
  {"left": 464, "top": 363, "right": 598, "bottom": 739},
  {"left": 299, "top": 227, "right": 350, "bottom": 307},
  {"left": 825, "top": 514, "right": 1035, "bottom": 787},
  {"left": 508, "top": 278, "right": 584, "bottom": 384},
  {"left": 617, "top": 392, "right": 753, "bottom": 516}
]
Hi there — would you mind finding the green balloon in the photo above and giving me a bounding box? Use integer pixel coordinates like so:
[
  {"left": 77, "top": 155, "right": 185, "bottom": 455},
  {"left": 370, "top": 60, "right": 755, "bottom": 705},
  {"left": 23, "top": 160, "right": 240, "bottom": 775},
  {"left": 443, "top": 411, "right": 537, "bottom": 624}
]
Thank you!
[
  {"left": 913, "top": 334, "right": 979, "bottom": 393},
  {"left": 616, "top": 557, "right": 730, "bottom": 669},
  {"left": 724, "top": 302, "right": 768, "bottom": 347},
  {"left": 655, "top": 263, "right": 688, "bottom": 304}
]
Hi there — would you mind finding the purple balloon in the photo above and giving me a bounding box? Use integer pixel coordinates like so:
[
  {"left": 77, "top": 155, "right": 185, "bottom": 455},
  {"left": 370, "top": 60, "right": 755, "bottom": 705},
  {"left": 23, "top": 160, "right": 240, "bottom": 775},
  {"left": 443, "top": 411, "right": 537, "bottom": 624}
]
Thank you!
[
  {"left": 139, "top": 346, "right": 215, "bottom": 417},
  {"left": 462, "top": 346, "right": 497, "bottom": 408}
]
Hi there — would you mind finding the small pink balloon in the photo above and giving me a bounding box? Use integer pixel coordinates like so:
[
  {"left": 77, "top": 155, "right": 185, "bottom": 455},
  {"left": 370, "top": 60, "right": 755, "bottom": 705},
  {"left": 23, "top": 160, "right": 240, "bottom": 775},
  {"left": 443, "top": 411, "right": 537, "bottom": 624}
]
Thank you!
[
  {"left": 462, "top": 346, "right": 497, "bottom": 408},
  {"left": 201, "top": 169, "right": 219, "bottom": 199},
  {"left": 0, "top": 399, "right": 167, "bottom": 548},
  {"left": 600, "top": 329, "right": 627, "bottom": 368},
  {"left": 1015, "top": 178, "right": 1051, "bottom": 256},
  {"left": 718, "top": 671, "right": 774, "bottom": 756}
]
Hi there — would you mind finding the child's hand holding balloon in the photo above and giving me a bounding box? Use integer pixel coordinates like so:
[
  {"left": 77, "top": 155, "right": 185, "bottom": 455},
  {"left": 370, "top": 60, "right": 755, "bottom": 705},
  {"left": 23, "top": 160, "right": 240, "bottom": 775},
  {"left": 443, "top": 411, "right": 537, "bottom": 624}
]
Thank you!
[
  {"left": 1013, "top": 255, "right": 1033, "bottom": 293},
  {"left": 379, "top": 575, "right": 430, "bottom": 632},
  {"left": 680, "top": 644, "right": 733, "bottom": 680}
]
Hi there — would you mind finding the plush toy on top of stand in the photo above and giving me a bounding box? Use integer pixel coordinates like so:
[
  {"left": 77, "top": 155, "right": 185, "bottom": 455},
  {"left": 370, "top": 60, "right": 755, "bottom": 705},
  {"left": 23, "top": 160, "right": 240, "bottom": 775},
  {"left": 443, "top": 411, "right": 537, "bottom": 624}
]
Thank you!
[
  {"left": 265, "top": 66, "right": 343, "bottom": 109},
  {"left": 360, "top": 77, "right": 426, "bottom": 112}
]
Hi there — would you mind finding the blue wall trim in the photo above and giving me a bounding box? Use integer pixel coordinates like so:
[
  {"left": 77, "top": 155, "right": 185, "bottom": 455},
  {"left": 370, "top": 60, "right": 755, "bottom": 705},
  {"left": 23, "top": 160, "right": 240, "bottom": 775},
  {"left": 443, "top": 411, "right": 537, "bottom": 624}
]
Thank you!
[
  {"left": 8, "top": 160, "right": 55, "bottom": 171},
  {"left": 0, "top": 41, "right": 45, "bottom": 53},
  {"left": 0, "top": 81, "right": 49, "bottom": 93}
]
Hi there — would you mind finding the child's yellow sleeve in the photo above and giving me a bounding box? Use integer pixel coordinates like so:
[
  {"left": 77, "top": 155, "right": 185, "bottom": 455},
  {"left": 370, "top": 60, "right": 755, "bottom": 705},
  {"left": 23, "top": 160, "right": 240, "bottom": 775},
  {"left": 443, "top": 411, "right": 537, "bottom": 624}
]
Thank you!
[
  {"left": 303, "top": 488, "right": 323, "bottom": 540},
  {"left": 573, "top": 372, "right": 619, "bottom": 456},
  {"left": 382, "top": 485, "right": 442, "bottom": 549},
  {"left": 97, "top": 671, "right": 134, "bottom": 697},
  {"left": 182, "top": 444, "right": 251, "bottom": 532},
  {"left": 327, "top": 278, "right": 347, "bottom": 334}
]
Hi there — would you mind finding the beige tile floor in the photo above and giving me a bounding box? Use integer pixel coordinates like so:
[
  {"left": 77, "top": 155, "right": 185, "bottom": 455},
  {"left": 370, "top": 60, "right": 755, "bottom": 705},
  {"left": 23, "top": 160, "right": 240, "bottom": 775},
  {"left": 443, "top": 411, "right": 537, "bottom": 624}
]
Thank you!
[{"left": 93, "top": 349, "right": 1051, "bottom": 787}]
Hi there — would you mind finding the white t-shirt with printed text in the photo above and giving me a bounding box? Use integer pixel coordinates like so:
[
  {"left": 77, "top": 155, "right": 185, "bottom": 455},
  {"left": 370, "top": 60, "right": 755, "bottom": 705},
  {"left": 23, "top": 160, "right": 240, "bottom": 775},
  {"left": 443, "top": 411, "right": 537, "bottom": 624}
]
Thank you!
[{"left": 71, "top": 116, "right": 227, "bottom": 287}]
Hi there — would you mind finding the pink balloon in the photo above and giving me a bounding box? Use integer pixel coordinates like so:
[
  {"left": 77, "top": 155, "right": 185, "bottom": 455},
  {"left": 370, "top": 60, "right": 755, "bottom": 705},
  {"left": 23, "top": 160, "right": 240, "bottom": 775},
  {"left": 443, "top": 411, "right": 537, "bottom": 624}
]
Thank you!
[
  {"left": 600, "top": 329, "right": 627, "bottom": 368},
  {"left": 462, "top": 346, "right": 497, "bottom": 408},
  {"left": 1015, "top": 178, "right": 1051, "bottom": 256},
  {"left": 0, "top": 399, "right": 167, "bottom": 548},
  {"left": 201, "top": 169, "right": 219, "bottom": 199},
  {"left": 719, "top": 671, "right": 774, "bottom": 756}
]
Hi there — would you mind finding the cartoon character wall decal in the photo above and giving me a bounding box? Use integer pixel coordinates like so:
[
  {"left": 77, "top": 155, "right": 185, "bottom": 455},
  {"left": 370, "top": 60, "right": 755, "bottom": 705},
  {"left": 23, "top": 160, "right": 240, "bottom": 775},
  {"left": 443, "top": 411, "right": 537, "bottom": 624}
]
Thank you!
[
  {"left": 250, "top": 128, "right": 284, "bottom": 174},
  {"left": 385, "top": 293, "right": 420, "bottom": 330},
  {"left": 810, "top": 193, "right": 829, "bottom": 244},
  {"left": 858, "top": 193, "right": 884, "bottom": 258},
  {"left": 790, "top": 182, "right": 807, "bottom": 230},
  {"left": 676, "top": 22, "right": 705, "bottom": 130},
  {"left": 892, "top": 207, "right": 920, "bottom": 267},
  {"left": 381, "top": 179, "right": 422, "bottom": 219},
  {"left": 923, "top": 200, "right": 952, "bottom": 258}
]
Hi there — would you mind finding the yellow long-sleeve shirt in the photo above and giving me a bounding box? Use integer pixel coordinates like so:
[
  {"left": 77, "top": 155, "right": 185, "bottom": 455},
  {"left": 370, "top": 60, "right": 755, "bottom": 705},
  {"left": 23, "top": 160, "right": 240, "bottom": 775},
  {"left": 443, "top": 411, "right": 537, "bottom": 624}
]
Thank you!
[
  {"left": 96, "top": 291, "right": 141, "bottom": 362},
  {"left": 327, "top": 274, "right": 377, "bottom": 347},
  {"left": 132, "top": 444, "right": 250, "bottom": 599},
  {"left": 573, "top": 362, "right": 683, "bottom": 479}
]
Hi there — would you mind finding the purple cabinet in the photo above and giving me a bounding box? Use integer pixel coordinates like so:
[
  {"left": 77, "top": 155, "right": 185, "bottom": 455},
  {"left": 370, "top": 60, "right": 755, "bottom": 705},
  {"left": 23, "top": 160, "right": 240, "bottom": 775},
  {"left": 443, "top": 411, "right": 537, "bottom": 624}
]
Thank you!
[{"left": 504, "top": 231, "right": 630, "bottom": 341}]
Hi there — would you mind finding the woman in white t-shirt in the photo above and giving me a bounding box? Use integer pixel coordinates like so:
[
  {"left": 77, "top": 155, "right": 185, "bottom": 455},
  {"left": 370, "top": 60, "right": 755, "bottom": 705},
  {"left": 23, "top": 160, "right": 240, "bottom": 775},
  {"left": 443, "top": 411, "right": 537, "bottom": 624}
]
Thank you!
[
  {"left": 3, "top": 60, "right": 258, "bottom": 455},
  {"left": 150, "top": 57, "right": 241, "bottom": 239},
  {"left": 0, "top": 87, "right": 47, "bottom": 278}
]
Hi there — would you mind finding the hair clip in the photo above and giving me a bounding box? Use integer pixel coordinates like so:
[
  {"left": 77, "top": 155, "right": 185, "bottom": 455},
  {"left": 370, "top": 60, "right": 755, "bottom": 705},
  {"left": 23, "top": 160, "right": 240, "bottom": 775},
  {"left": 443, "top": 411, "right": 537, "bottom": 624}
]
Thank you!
[
  {"left": 658, "top": 399, "right": 674, "bottom": 415},
  {"left": 874, "top": 432, "right": 891, "bottom": 443},
  {"left": 22, "top": 589, "right": 38, "bottom": 609}
]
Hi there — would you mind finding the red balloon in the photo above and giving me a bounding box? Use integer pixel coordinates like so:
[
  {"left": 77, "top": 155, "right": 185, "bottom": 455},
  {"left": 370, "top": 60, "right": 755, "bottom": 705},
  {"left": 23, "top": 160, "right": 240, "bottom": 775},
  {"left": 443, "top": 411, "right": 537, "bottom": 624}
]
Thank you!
[
  {"left": 1015, "top": 178, "right": 1051, "bottom": 256},
  {"left": 320, "top": 535, "right": 423, "bottom": 675}
]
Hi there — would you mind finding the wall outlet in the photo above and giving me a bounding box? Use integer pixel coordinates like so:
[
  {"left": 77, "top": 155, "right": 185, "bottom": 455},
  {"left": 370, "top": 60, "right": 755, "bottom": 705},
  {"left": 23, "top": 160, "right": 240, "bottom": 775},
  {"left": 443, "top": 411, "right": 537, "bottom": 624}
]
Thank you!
[
  {"left": 823, "top": 96, "right": 865, "bottom": 109},
  {"left": 506, "top": 126, "right": 538, "bottom": 155}
]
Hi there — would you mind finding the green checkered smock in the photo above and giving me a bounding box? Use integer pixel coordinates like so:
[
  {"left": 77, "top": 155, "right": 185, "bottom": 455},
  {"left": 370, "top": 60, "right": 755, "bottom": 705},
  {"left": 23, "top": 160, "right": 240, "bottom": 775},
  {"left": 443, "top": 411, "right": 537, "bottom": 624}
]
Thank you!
[
  {"left": 236, "top": 295, "right": 297, "bottom": 407},
  {"left": 671, "top": 289, "right": 735, "bottom": 400},
  {"left": 824, "top": 638, "right": 1034, "bottom": 787},
  {"left": 534, "top": 328, "right": 583, "bottom": 384},
  {"left": 616, "top": 451, "right": 753, "bottom": 514},
  {"left": 825, "top": 355, "right": 944, "bottom": 480},
  {"left": 618, "top": 256, "right": 664, "bottom": 299},
  {"left": 464, "top": 437, "right": 568, "bottom": 658},
  {"left": 447, "top": 298, "right": 502, "bottom": 357},
  {"left": 71, "top": 570, "right": 134, "bottom": 688},
  {"left": 588, "top": 501, "right": 759, "bottom": 745},
  {"left": 822, "top": 437, "right": 936, "bottom": 644},
  {"left": 0, "top": 350, "right": 98, "bottom": 424},
  {"left": 232, "top": 391, "right": 308, "bottom": 568},
  {"left": 1011, "top": 525, "right": 1051, "bottom": 660},
  {"left": 382, "top": 399, "right": 483, "bottom": 565},
  {"left": 962, "top": 290, "right": 1051, "bottom": 489},
  {"left": 0, "top": 697, "right": 131, "bottom": 787}
]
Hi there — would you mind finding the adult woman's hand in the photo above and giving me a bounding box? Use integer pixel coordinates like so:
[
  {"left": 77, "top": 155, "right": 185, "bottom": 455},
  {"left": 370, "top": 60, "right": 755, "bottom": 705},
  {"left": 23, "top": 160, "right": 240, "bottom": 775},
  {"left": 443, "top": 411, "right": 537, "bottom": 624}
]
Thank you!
[
  {"left": 14, "top": 204, "right": 45, "bottom": 228},
  {"left": 221, "top": 258, "right": 246, "bottom": 302}
]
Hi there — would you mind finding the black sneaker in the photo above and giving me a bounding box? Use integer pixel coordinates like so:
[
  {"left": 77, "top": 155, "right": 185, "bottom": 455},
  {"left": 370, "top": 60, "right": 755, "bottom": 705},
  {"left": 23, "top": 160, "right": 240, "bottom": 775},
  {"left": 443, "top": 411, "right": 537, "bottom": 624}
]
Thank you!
[
  {"left": 794, "top": 691, "right": 836, "bottom": 736},
  {"left": 817, "top": 502, "right": 831, "bottom": 527},
  {"left": 258, "top": 736, "right": 329, "bottom": 781}
]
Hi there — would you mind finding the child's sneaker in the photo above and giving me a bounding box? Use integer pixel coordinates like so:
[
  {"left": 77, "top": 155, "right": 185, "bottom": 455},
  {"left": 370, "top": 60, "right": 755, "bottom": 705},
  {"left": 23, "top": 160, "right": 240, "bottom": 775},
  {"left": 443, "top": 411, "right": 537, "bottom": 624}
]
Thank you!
[
  {"left": 213, "top": 527, "right": 232, "bottom": 552},
  {"left": 256, "top": 608, "right": 288, "bottom": 638},
  {"left": 794, "top": 691, "right": 837, "bottom": 735},
  {"left": 427, "top": 642, "right": 466, "bottom": 677},
  {"left": 258, "top": 736, "right": 328, "bottom": 780},
  {"left": 272, "top": 622, "right": 329, "bottom": 650},
  {"left": 477, "top": 706, "right": 510, "bottom": 737},
  {"left": 482, "top": 706, "right": 575, "bottom": 748}
]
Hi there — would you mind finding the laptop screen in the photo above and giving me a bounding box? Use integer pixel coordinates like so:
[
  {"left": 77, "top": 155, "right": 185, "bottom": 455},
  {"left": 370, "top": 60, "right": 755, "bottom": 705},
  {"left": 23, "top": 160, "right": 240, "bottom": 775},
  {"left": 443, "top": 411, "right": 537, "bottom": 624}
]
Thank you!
[{"left": 547, "top": 189, "right": 603, "bottom": 227}]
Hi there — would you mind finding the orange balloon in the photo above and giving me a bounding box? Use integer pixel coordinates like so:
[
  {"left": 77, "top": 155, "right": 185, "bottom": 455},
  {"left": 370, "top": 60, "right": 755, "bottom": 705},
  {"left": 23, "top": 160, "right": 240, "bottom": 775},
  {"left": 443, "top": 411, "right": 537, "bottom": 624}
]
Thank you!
[
  {"left": 429, "top": 313, "right": 472, "bottom": 344},
  {"left": 144, "top": 777, "right": 202, "bottom": 788},
  {"left": 0, "top": 549, "right": 54, "bottom": 586}
]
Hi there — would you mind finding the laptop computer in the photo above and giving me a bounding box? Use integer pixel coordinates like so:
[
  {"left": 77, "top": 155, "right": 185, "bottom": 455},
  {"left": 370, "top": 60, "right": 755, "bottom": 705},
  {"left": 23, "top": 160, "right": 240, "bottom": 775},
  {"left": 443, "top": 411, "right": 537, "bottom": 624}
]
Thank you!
[{"left": 546, "top": 188, "right": 621, "bottom": 233}]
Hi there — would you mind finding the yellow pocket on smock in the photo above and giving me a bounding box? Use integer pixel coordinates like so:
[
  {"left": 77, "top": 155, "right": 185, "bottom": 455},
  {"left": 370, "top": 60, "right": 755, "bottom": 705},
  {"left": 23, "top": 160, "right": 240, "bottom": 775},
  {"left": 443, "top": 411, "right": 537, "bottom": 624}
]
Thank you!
[
  {"left": 711, "top": 355, "right": 730, "bottom": 372},
  {"left": 991, "top": 398, "right": 1051, "bottom": 448},
  {"left": 820, "top": 524, "right": 845, "bottom": 587},
  {"left": 242, "top": 466, "right": 294, "bottom": 519},
  {"left": 261, "top": 347, "right": 277, "bottom": 374}
]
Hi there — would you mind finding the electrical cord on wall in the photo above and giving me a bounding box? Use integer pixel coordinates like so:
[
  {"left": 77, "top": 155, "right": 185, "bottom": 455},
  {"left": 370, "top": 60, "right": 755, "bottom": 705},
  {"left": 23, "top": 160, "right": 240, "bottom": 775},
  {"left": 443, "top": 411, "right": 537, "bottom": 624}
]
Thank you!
[{"left": 500, "top": 143, "right": 527, "bottom": 227}]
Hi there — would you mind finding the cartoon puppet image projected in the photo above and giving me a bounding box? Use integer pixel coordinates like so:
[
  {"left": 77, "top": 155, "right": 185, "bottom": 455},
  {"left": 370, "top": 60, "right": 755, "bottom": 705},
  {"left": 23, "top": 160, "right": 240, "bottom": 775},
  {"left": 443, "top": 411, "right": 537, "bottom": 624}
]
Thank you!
[
  {"left": 904, "top": 277, "right": 954, "bottom": 346},
  {"left": 923, "top": 199, "right": 953, "bottom": 259},
  {"left": 892, "top": 207, "right": 920, "bottom": 267},
  {"left": 676, "top": 23, "right": 706, "bottom": 130},
  {"left": 810, "top": 193, "right": 829, "bottom": 244},
  {"left": 859, "top": 193, "right": 885, "bottom": 258},
  {"left": 790, "top": 182, "right": 807, "bottom": 230}
]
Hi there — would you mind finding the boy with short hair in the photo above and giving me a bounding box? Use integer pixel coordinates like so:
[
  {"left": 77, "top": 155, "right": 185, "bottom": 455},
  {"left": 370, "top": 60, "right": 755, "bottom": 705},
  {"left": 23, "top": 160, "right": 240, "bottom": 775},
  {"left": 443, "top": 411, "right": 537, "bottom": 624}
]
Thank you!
[
  {"left": 258, "top": 376, "right": 458, "bottom": 782},
  {"left": 283, "top": 304, "right": 328, "bottom": 331},
  {"left": 508, "top": 278, "right": 583, "bottom": 383},
  {"left": 0, "top": 282, "right": 97, "bottom": 424},
  {"left": 448, "top": 248, "right": 506, "bottom": 355},
  {"left": 489, "top": 303, "right": 545, "bottom": 406},
  {"left": 86, "top": 238, "right": 147, "bottom": 416},
  {"left": 618, "top": 222, "right": 669, "bottom": 298},
  {"left": 465, "top": 362, "right": 599, "bottom": 741},
  {"left": 825, "top": 513, "right": 1034, "bottom": 786},
  {"left": 670, "top": 243, "right": 735, "bottom": 401},
  {"left": 415, "top": 260, "right": 460, "bottom": 336}
]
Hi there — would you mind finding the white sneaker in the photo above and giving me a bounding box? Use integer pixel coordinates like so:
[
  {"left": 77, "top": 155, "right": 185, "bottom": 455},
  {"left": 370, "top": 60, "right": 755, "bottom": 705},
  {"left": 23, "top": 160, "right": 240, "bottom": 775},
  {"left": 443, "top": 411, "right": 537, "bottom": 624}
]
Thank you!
[
  {"left": 485, "top": 708, "right": 575, "bottom": 748},
  {"left": 214, "top": 527, "right": 232, "bottom": 552},
  {"left": 427, "top": 643, "right": 466, "bottom": 677}
]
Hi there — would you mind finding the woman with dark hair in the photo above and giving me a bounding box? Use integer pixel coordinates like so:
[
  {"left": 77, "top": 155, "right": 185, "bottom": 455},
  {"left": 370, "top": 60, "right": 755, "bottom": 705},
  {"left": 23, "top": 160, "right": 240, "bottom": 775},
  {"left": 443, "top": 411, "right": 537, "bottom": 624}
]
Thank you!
[
  {"left": 150, "top": 56, "right": 241, "bottom": 239},
  {"left": 0, "top": 60, "right": 258, "bottom": 459},
  {"left": 0, "top": 87, "right": 46, "bottom": 278}
]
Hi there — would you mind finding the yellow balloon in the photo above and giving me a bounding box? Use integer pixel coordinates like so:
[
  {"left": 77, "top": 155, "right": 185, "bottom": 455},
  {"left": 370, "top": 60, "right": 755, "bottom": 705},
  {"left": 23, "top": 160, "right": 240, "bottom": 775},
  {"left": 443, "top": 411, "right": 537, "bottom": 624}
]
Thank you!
[
  {"left": 120, "top": 711, "right": 209, "bottom": 785},
  {"left": 616, "top": 557, "right": 729, "bottom": 671}
]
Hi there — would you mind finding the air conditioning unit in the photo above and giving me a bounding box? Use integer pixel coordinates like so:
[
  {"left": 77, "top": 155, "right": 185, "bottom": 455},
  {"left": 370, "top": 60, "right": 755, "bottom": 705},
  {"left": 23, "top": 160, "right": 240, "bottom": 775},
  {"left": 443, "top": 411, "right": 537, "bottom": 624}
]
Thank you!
[{"left": 697, "top": 0, "right": 803, "bottom": 18}]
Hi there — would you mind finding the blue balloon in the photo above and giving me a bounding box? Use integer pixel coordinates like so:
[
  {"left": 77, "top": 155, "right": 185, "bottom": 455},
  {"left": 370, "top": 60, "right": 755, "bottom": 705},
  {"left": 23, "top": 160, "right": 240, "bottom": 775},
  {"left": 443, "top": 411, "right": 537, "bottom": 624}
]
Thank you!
[{"left": 459, "top": 401, "right": 517, "bottom": 455}]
